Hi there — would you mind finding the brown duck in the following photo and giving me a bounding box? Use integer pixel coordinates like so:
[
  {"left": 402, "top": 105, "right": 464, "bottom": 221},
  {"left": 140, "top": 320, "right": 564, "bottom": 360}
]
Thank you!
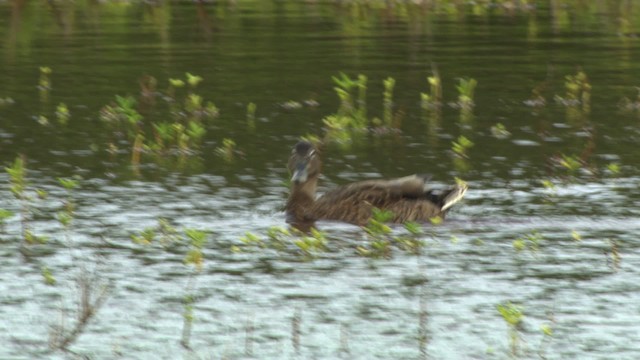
[{"left": 285, "top": 141, "right": 467, "bottom": 227}]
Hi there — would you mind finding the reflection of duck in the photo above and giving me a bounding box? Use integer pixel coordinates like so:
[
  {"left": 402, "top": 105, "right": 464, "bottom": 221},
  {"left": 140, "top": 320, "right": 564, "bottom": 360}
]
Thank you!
[{"left": 285, "top": 141, "right": 468, "bottom": 228}]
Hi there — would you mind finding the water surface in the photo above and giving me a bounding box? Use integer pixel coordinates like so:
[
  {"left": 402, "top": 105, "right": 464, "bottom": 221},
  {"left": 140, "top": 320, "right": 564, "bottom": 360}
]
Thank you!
[{"left": 1, "top": 1, "right": 640, "bottom": 359}]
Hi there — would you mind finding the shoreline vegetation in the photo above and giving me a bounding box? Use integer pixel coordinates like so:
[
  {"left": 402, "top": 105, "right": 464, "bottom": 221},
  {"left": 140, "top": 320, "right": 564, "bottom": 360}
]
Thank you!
[{"left": 1, "top": 0, "right": 639, "bottom": 40}]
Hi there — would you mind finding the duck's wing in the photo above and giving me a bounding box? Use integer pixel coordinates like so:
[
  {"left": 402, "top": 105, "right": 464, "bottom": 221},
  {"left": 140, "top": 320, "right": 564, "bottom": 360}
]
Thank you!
[{"left": 311, "top": 175, "right": 443, "bottom": 225}]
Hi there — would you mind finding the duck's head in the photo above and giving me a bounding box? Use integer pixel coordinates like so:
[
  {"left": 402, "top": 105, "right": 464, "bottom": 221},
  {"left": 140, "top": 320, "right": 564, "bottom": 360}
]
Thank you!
[{"left": 288, "top": 141, "right": 321, "bottom": 185}]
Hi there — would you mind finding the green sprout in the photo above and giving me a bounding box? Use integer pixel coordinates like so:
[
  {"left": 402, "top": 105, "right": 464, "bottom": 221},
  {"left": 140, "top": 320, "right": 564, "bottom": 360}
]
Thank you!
[
  {"left": 382, "top": 76, "right": 396, "bottom": 127},
  {"left": 131, "top": 227, "right": 156, "bottom": 245},
  {"left": 247, "top": 102, "right": 257, "bottom": 131},
  {"left": 513, "top": 231, "right": 543, "bottom": 253},
  {"left": 42, "top": 266, "right": 56, "bottom": 286},
  {"left": 490, "top": 123, "right": 511, "bottom": 139},
  {"left": 497, "top": 302, "right": 524, "bottom": 357},
  {"left": 169, "top": 78, "right": 186, "bottom": 88},
  {"left": 456, "top": 77, "right": 477, "bottom": 109},
  {"left": 421, "top": 70, "right": 442, "bottom": 109},
  {"left": 184, "top": 229, "right": 207, "bottom": 271},
  {"left": 215, "top": 138, "right": 237, "bottom": 162},
  {"left": 606, "top": 162, "right": 620, "bottom": 176},
  {"left": 55, "top": 103, "right": 70, "bottom": 125},
  {"left": 452, "top": 135, "right": 474, "bottom": 158},
  {"left": 186, "top": 72, "right": 203, "bottom": 88}
]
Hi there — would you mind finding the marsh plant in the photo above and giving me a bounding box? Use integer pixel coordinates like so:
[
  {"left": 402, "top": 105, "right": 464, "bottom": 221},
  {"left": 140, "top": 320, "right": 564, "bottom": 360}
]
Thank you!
[
  {"left": 246, "top": 102, "right": 257, "bottom": 131},
  {"left": 49, "top": 268, "right": 112, "bottom": 353},
  {"left": 451, "top": 135, "right": 474, "bottom": 159},
  {"left": 490, "top": 123, "right": 511, "bottom": 139},
  {"left": 234, "top": 226, "right": 328, "bottom": 259},
  {"left": 381, "top": 76, "right": 396, "bottom": 127},
  {"left": 555, "top": 70, "right": 591, "bottom": 124},
  {"left": 215, "top": 138, "right": 237, "bottom": 163},
  {"left": 5, "top": 155, "right": 48, "bottom": 246},
  {"left": 420, "top": 70, "right": 443, "bottom": 110},
  {"left": 332, "top": 72, "right": 368, "bottom": 127},
  {"left": 99, "top": 73, "right": 218, "bottom": 165},
  {"left": 39, "top": 66, "right": 52, "bottom": 103},
  {"left": 131, "top": 224, "right": 207, "bottom": 348},
  {"left": 497, "top": 301, "right": 524, "bottom": 357},
  {"left": 555, "top": 70, "right": 591, "bottom": 109},
  {"left": 455, "top": 77, "right": 477, "bottom": 110},
  {"left": 451, "top": 135, "right": 474, "bottom": 172},
  {"left": 181, "top": 229, "right": 208, "bottom": 348},
  {"left": 55, "top": 103, "right": 70, "bottom": 125},
  {"left": 513, "top": 231, "right": 543, "bottom": 253},
  {"left": 421, "top": 69, "right": 443, "bottom": 143},
  {"left": 0, "top": 208, "right": 13, "bottom": 232},
  {"left": 130, "top": 218, "right": 183, "bottom": 248},
  {"left": 606, "top": 238, "right": 621, "bottom": 272},
  {"left": 56, "top": 177, "right": 79, "bottom": 243},
  {"left": 357, "top": 208, "right": 427, "bottom": 258}
]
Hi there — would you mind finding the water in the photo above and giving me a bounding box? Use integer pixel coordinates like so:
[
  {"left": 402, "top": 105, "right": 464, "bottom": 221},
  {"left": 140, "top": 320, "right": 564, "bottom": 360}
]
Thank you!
[{"left": 1, "top": 1, "right": 640, "bottom": 359}]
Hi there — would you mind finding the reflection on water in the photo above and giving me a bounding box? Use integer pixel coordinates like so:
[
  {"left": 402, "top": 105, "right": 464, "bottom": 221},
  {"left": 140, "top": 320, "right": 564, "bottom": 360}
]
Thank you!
[{"left": 1, "top": 1, "right": 640, "bottom": 359}]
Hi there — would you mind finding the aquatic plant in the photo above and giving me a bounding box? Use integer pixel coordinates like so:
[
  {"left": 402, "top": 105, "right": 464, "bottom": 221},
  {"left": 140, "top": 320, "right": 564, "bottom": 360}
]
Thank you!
[
  {"left": 131, "top": 218, "right": 183, "bottom": 247},
  {"left": 246, "top": 102, "right": 257, "bottom": 131},
  {"left": 421, "top": 69, "right": 443, "bottom": 144},
  {"left": 537, "top": 321, "right": 555, "bottom": 359},
  {"left": 56, "top": 177, "right": 79, "bottom": 243},
  {"left": 513, "top": 231, "right": 543, "bottom": 253},
  {"left": 606, "top": 238, "right": 621, "bottom": 271},
  {"left": 55, "top": 103, "right": 70, "bottom": 125},
  {"left": 451, "top": 135, "right": 474, "bottom": 159},
  {"left": 490, "top": 123, "right": 511, "bottom": 139},
  {"left": 555, "top": 70, "right": 591, "bottom": 124},
  {"left": 497, "top": 301, "right": 523, "bottom": 357},
  {"left": 234, "top": 226, "right": 327, "bottom": 259},
  {"left": 41, "top": 266, "right": 56, "bottom": 286},
  {"left": 558, "top": 153, "right": 582, "bottom": 175},
  {"left": 215, "top": 138, "right": 237, "bottom": 162},
  {"left": 558, "top": 70, "right": 591, "bottom": 108},
  {"left": 100, "top": 73, "right": 219, "bottom": 166},
  {"left": 39, "top": 66, "right": 52, "bottom": 102},
  {"left": 357, "top": 208, "right": 427, "bottom": 258},
  {"left": 49, "top": 269, "right": 112, "bottom": 353},
  {"left": 5, "top": 156, "right": 47, "bottom": 245},
  {"left": 0, "top": 208, "right": 13, "bottom": 231},
  {"left": 421, "top": 69, "right": 443, "bottom": 110},
  {"left": 181, "top": 244, "right": 201, "bottom": 348},
  {"left": 571, "top": 230, "right": 581, "bottom": 242},
  {"left": 331, "top": 72, "right": 368, "bottom": 128},
  {"left": 606, "top": 162, "right": 621, "bottom": 176},
  {"left": 382, "top": 76, "right": 396, "bottom": 127},
  {"left": 291, "top": 307, "right": 301, "bottom": 354},
  {"left": 454, "top": 77, "right": 477, "bottom": 110},
  {"left": 234, "top": 227, "right": 288, "bottom": 252}
]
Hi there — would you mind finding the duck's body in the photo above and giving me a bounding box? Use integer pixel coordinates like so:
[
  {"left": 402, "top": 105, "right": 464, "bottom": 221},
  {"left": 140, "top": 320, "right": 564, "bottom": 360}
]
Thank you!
[{"left": 285, "top": 141, "right": 467, "bottom": 227}]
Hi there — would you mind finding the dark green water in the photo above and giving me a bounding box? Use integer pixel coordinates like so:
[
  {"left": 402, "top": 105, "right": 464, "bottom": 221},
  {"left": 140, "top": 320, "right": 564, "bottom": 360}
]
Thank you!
[{"left": 1, "top": 1, "right": 640, "bottom": 359}]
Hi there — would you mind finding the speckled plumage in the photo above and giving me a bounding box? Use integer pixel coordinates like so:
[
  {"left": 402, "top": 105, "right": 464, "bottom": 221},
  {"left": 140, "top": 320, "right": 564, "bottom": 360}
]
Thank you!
[{"left": 286, "top": 141, "right": 467, "bottom": 227}]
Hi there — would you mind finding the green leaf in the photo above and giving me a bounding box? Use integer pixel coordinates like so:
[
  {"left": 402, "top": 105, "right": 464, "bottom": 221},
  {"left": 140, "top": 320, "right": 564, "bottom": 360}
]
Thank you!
[
  {"left": 58, "top": 177, "right": 79, "bottom": 190},
  {"left": 42, "top": 267, "right": 56, "bottom": 285}
]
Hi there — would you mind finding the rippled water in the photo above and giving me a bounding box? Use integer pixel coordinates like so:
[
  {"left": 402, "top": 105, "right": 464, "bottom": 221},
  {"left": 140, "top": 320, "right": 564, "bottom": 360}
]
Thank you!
[{"left": 1, "top": 1, "right": 640, "bottom": 359}]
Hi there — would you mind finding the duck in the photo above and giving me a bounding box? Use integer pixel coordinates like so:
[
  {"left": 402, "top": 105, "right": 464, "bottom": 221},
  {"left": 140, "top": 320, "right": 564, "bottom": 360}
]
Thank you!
[{"left": 285, "top": 141, "right": 467, "bottom": 228}]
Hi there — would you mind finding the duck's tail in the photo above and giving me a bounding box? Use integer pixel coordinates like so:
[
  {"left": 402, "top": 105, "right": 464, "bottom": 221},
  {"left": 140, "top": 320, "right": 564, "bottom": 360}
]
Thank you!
[{"left": 439, "top": 182, "right": 468, "bottom": 211}]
